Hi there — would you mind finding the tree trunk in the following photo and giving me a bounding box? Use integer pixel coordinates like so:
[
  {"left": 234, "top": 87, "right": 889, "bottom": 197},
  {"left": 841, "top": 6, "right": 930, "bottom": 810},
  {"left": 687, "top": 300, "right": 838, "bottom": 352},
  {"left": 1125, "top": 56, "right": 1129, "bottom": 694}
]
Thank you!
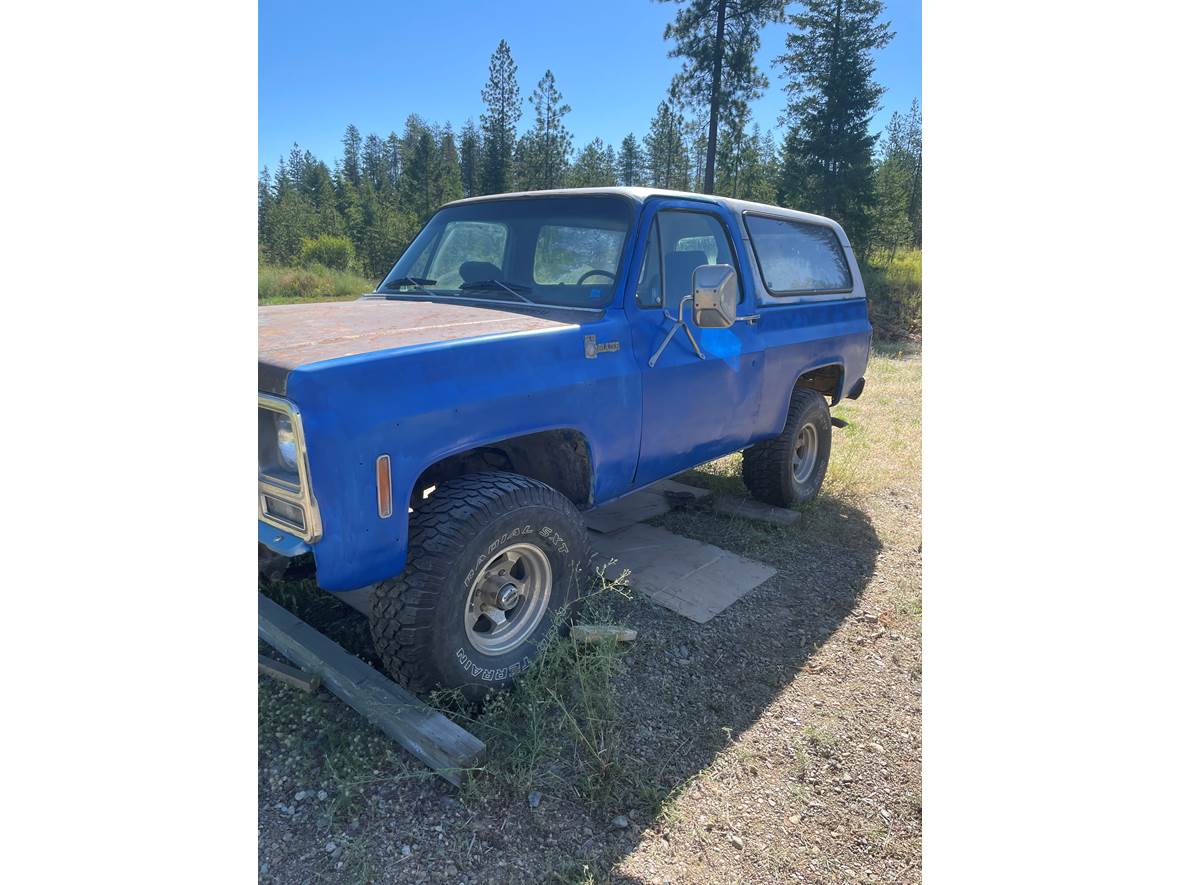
[
  {"left": 703, "top": 0, "right": 728, "bottom": 195},
  {"left": 823, "top": 0, "right": 843, "bottom": 217}
]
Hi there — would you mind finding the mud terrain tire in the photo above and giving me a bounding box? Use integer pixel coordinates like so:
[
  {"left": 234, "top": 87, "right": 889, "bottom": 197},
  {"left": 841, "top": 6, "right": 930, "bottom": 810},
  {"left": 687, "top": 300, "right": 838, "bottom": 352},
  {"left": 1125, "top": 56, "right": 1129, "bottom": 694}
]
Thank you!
[
  {"left": 742, "top": 388, "right": 833, "bottom": 507},
  {"left": 369, "top": 472, "right": 590, "bottom": 697}
]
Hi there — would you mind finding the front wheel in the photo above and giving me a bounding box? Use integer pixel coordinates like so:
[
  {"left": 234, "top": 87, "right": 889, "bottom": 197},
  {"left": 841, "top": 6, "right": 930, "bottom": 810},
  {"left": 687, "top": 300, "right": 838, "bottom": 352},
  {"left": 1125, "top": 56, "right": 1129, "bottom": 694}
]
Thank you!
[
  {"left": 742, "top": 388, "right": 833, "bottom": 507},
  {"left": 369, "top": 472, "right": 590, "bottom": 698}
]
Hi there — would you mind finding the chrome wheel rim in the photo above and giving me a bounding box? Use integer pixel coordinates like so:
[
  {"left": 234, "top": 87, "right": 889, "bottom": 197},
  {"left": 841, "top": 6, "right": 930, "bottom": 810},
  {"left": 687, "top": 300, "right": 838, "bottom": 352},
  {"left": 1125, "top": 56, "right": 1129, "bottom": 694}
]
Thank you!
[
  {"left": 792, "top": 422, "right": 818, "bottom": 484},
  {"left": 463, "top": 542, "right": 552, "bottom": 656}
]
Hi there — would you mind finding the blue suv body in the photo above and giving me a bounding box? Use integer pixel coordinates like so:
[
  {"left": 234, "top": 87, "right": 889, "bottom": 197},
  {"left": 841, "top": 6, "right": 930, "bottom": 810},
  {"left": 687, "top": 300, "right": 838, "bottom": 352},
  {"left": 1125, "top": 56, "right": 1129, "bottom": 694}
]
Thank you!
[{"left": 259, "top": 187, "right": 870, "bottom": 694}]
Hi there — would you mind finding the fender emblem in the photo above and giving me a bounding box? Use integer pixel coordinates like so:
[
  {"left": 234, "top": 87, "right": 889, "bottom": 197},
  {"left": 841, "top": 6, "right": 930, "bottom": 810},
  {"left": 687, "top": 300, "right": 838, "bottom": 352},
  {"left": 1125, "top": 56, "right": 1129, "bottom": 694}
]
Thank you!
[{"left": 584, "top": 335, "right": 620, "bottom": 359}]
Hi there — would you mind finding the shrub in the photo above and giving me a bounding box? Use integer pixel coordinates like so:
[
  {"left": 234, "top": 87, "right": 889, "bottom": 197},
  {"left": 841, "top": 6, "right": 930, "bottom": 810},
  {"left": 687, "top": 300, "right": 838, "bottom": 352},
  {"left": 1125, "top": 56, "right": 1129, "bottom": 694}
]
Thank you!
[
  {"left": 861, "top": 248, "right": 922, "bottom": 340},
  {"left": 298, "top": 234, "right": 355, "bottom": 272},
  {"left": 258, "top": 263, "right": 374, "bottom": 303}
]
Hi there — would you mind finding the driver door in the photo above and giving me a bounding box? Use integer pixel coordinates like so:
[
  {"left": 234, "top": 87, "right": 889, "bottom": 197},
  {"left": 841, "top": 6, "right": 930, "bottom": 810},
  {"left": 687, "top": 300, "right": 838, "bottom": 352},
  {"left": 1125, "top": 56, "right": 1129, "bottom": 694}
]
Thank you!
[{"left": 623, "top": 198, "right": 765, "bottom": 487}]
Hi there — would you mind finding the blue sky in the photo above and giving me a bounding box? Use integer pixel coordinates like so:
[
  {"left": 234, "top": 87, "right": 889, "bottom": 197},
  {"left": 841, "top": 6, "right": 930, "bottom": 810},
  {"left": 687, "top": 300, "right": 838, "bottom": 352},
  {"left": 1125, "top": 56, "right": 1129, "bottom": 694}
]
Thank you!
[{"left": 260, "top": 0, "right": 920, "bottom": 172}]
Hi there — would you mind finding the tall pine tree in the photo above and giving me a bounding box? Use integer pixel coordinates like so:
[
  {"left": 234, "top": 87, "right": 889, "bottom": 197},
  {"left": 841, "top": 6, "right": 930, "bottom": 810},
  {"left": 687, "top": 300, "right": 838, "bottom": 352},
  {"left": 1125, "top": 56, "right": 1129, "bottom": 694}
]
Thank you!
[
  {"left": 569, "top": 138, "right": 617, "bottom": 187},
  {"left": 774, "top": 0, "right": 893, "bottom": 247},
  {"left": 869, "top": 99, "right": 921, "bottom": 253},
  {"left": 660, "top": 0, "right": 786, "bottom": 193},
  {"left": 479, "top": 40, "right": 522, "bottom": 195},
  {"left": 361, "top": 133, "right": 389, "bottom": 191},
  {"left": 518, "top": 70, "right": 572, "bottom": 190},
  {"left": 644, "top": 99, "right": 691, "bottom": 190},
  {"left": 617, "top": 134, "right": 645, "bottom": 186},
  {"left": 458, "top": 120, "right": 481, "bottom": 197},
  {"left": 399, "top": 115, "right": 440, "bottom": 220},
  {"left": 437, "top": 124, "right": 464, "bottom": 206},
  {"left": 257, "top": 167, "right": 273, "bottom": 261},
  {"left": 383, "top": 132, "right": 402, "bottom": 189},
  {"left": 341, "top": 125, "right": 362, "bottom": 187}
]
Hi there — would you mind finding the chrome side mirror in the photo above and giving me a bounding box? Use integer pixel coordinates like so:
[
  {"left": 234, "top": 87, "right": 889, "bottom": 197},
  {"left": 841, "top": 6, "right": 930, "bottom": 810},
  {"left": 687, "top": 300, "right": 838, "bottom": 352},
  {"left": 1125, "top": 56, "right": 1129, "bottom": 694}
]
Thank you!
[{"left": 692, "top": 264, "right": 738, "bottom": 328}]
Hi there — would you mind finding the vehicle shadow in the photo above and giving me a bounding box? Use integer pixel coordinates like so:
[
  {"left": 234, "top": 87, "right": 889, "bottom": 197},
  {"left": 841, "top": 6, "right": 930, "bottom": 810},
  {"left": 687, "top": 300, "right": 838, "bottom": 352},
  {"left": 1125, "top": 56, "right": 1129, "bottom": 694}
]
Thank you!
[{"left": 570, "top": 479, "right": 880, "bottom": 878}]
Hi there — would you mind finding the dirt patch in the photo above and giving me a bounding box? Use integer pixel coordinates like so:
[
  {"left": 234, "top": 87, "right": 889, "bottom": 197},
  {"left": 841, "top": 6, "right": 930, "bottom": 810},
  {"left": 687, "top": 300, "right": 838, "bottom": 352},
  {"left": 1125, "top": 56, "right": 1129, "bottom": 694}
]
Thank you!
[{"left": 259, "top": 350, "right": 922, "bottom": 883}]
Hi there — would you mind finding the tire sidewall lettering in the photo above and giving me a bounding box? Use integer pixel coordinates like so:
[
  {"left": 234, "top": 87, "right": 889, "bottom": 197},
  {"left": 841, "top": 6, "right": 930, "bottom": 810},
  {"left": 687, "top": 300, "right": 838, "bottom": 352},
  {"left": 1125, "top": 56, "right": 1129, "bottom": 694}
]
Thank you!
[
  {"left": 455, "top": 647, "right": 532, "bottom": 681},
  {"left": 462, "top": 522, "right": 563, "bottom": 585}
]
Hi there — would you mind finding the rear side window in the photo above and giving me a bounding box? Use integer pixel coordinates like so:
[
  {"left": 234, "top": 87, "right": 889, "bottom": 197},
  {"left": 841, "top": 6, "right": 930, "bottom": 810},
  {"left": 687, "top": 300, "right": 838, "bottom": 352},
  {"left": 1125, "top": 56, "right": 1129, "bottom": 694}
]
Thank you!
[{"left": 745, "top": 215, "right": 853, "bottom": 295}]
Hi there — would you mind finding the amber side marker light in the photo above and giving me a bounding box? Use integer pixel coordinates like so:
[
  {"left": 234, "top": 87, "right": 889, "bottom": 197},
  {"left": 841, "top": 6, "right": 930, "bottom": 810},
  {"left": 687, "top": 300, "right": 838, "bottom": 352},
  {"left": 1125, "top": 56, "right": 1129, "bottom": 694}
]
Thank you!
[{"left": 376, "top": 454, "right": 393, "bottom": 518}]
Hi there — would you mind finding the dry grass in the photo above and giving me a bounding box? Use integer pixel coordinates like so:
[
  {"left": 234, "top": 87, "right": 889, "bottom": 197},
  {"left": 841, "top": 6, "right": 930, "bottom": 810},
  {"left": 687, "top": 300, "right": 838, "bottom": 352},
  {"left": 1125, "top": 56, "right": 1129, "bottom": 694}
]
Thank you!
[{"left": 828, "top": 347, "right": 922, "bottom": 504}]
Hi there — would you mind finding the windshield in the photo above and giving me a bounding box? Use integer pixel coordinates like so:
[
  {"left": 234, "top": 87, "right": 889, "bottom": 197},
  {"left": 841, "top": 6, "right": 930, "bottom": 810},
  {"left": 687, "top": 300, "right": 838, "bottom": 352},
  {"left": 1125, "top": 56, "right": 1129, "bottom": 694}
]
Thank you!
[{"left": 379, "top": 195, "right": 634, "bottom": 310}]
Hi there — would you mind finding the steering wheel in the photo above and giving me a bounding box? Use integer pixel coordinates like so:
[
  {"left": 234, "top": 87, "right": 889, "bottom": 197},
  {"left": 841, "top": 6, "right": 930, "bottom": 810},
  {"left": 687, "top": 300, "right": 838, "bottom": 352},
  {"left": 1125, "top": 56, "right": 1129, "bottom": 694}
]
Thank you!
[{"left": 577, "top": 269, "right": 616, "bottom": 285}]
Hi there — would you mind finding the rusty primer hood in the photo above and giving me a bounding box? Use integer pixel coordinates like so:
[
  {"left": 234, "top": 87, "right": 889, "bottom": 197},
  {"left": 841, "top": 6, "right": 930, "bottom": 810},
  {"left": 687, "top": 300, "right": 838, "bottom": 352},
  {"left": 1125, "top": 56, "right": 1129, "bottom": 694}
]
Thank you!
[{"left": 258, "top": 299, "right": 575, "bottom": 394}]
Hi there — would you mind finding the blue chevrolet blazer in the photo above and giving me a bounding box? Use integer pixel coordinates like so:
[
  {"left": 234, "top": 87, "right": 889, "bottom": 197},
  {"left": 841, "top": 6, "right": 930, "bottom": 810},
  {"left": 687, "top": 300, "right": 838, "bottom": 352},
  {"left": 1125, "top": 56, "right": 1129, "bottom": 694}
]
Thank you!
[{"left": 259, "top": 187, "right": 870, "bottom": 695}]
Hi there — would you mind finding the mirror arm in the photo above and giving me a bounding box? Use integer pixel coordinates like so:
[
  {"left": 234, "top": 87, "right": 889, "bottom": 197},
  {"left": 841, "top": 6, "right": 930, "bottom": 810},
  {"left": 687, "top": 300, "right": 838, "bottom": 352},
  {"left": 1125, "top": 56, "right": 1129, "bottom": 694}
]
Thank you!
[
  {"left": 649, "top": 295, "right": 705, "bottom": 367},
  {"left": 682, "top": 323, "right": 705, "bottom": 360}
]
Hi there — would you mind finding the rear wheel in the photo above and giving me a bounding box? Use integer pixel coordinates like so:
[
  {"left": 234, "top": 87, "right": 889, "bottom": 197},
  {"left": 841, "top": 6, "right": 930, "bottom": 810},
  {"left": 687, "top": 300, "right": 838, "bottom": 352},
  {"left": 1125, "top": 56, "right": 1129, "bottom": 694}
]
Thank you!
[
  {"left": 742, "top": 388, "right": 832, "bottom": 507},
  {"left": 369, "top": 471, "right": 590, "bottom": 698}
]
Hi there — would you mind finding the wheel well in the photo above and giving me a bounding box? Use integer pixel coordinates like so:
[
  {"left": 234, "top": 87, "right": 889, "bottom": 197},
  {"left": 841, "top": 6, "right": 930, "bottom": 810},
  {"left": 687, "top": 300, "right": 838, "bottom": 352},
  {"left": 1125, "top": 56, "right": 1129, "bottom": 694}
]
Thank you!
[
  {"left": 413, "top": 430, "right": 594, "bottom": 510},
  {"left": 794, "top": 364, "right": 844, "bottom": 404}
]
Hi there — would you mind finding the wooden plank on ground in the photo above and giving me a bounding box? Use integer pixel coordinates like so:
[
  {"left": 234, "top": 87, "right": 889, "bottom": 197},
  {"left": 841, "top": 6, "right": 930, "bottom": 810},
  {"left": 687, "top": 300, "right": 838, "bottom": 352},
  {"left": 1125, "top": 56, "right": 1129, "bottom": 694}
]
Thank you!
[
  {"left": 713, "top": 495, "right": 802, "bottom": 528},
  {"left": 258, "top": 593, "right": 485, "bottom": 786},
  {"left": 591, "top": 524, "right": 776, "bottom": 624},
  {"left": 259, "top": 653, "right": 321, "bottom": 693},
  {"left": 584, "top": 479, "right": 712, "bottom": 534},
  {"left": 570, "top": 624, "right": 638, "bottom": 644}
]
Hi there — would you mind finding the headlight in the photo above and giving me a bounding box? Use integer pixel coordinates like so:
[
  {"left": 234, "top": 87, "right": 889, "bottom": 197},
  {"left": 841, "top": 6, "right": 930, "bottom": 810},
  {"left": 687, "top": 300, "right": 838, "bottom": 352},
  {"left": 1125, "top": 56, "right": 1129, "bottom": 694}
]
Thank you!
[
  {"left": 259, "top": 403, "right": 300, "bottom": 489},
  {"left": 274, "top": 412, "right": 298, "bottom": 470},
  {"left": 258, "top": 394, "right": 321, "bottom": 542}
]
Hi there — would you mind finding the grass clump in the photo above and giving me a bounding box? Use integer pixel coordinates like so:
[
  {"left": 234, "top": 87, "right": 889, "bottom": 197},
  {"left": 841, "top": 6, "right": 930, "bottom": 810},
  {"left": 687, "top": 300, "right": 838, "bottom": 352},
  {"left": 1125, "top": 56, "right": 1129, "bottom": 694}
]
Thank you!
[
  {"left": 258, "top": 262, "right": 374, "bottom": 304},
  {"left": 861, "top": 247, "right": 921, "bottom": 340},
  {"left": 802, "top": 724, "right": 840, "bottom": 758}
]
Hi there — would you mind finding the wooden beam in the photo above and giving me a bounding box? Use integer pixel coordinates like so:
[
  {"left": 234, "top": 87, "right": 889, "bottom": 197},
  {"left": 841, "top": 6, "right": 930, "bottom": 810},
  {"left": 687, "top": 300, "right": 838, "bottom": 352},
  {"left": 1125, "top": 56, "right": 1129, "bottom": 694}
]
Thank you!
[
  {"left": 712, "top": 496, "right": 802, "bottom": 528},
  {"left": 258, "top": 593, "right": 486, "bottom": 786},
  {"left": 570, "top": 624, "right": 638, "bottom": 644},
  {"left": 258, "top": 654, "right": 320, "bottom": 693}
]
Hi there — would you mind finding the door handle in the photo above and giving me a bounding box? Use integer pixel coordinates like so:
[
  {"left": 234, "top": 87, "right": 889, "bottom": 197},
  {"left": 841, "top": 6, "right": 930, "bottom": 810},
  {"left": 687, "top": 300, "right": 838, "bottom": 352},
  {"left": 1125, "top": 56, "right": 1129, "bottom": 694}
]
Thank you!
[{"left": 736, "top": 314, "right": 761, "bottom": 325}]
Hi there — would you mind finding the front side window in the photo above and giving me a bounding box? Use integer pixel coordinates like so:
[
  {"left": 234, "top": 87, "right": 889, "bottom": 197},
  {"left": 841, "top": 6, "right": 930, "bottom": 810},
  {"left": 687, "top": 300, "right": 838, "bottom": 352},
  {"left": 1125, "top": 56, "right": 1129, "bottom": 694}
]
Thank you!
[
  {"left": 381, "top": 196, "right": 633, "bottom": 309},
  {"left": 656, "top": 210, "right": 737, "bottom": 304},
  {"left": 745, "top": 215, "right": 853, "bottom": 295}
]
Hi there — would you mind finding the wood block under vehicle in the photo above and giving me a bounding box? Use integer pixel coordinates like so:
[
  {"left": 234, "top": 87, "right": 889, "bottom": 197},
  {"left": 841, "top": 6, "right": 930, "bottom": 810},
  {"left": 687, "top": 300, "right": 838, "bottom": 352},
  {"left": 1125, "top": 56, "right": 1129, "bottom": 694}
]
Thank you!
[
  {"left": 712, "top": 496, "right": 802, "bottom": 527},
  {"left": 258, "top": 653, "right": 321, "bottom": 693},
  {"left": 583, "top": 479, "right": 713, "bottom": 534},
  {"left": 258, "top": 594, "right": 485, "bottom": 786},
  {"left": 589, "top": 523, "right": 776, "bottom": 624}
]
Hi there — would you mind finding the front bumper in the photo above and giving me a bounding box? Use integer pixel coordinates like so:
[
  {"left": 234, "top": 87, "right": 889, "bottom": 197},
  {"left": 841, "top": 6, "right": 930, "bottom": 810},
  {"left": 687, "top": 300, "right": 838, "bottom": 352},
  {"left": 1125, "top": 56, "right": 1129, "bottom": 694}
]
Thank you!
[{"left": 259, "top": 521, "right": 311, "bottom": 557}]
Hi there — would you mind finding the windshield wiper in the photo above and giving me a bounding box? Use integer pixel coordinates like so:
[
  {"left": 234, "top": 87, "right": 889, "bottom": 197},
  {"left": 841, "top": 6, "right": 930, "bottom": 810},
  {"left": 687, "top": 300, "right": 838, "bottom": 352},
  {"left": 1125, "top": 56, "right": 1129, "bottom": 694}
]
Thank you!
[
  {"left": 380, "top": 276, "right": 437, "bottom": 293},
  {"left": 458, "top": 279, "right": 535, "bottom": 304}
]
